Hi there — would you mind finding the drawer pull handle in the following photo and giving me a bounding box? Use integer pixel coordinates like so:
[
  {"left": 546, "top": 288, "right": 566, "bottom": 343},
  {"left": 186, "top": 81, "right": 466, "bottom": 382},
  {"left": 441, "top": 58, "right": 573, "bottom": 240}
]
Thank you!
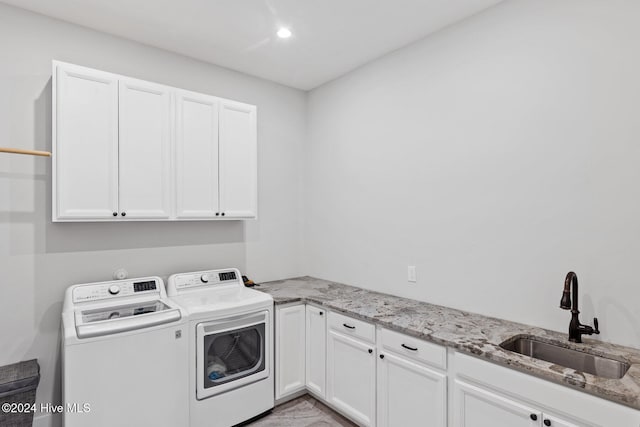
[
  {"left": 401, "top": 344, "right": 418, "bottom": 351},
  {"left": 343, "top": 323, "right": 356, "bottom": 329},
  {"left": 544, "top": 420, "right": 551, "bottom": 426}
]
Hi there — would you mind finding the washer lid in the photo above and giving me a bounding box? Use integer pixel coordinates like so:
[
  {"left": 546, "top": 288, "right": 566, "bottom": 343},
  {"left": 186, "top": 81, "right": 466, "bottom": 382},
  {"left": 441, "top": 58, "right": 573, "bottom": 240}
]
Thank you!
[
  {"left": 73, "top": 299, "right": 183, "bottom": 339},
  {"left": 79, "top": 301, "right": 171, "bottom": 323}
]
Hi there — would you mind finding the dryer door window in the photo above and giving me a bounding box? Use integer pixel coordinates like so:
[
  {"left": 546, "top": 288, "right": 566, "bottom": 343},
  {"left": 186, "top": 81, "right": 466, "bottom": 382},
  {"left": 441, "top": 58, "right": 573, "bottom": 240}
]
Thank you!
[
  {"left": 195, "top": 310, "right": 271, "bottom": 399},
  {"left": 203, "top": 323, "right": 265, "bottom": 388}
]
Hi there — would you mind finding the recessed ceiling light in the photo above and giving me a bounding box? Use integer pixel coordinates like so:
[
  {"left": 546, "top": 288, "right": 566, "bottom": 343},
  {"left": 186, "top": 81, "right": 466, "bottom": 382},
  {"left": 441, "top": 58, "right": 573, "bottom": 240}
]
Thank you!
[{"left": 277, "top": 27, "right": 292, "bottom": 39}]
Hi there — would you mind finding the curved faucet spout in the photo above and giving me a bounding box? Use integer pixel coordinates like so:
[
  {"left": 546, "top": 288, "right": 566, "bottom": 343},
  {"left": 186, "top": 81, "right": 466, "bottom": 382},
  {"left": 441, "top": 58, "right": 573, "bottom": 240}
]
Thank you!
[
  {"left": 560, "top": 271, "right": 576, "bottom": 310},
  {"left": 559, "top": 272, "right": 599, "bottom": 343}
]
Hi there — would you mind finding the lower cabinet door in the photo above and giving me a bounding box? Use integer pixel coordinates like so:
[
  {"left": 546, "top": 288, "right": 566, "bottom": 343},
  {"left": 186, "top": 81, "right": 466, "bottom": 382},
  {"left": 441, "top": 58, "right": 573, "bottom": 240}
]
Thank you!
[
  {"left": 276, "top": 304, "right": 306, "bottom": 399},
  {"left": 377, "top": 351, "right": 446, "bottom": 427},
  {"left": 453, "top": 380, "right": 541, "bottom": 427},
  {"left": 305, "top": 305, "right": 326, "bottom": 398},
  {"left": 327, "top": 330, "right": 376, "bottom": 426}
]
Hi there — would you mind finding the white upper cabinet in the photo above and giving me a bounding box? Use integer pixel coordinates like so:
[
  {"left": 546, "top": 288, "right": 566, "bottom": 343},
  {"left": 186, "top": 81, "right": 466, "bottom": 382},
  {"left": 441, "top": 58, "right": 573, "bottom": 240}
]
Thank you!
[
  {"left": 52, "top": 61, "right": 257, "bottom": 222},
  {"left": 118, "top": 78, "right": 172, "bottom": 219},
  {"left": 175, "top": 90, "right": 220, "bottom": 219},
  {"left": 219, "top": 100, "right": 257, "bottom": 219},
  {"left": 53, "top": 63, "right": 118, "bottom": 219}
]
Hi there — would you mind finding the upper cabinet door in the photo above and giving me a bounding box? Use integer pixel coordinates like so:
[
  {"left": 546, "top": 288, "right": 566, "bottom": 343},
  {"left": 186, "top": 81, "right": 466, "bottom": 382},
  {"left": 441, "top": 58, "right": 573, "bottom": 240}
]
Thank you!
[
  {"left": 175, "top": 90, "right": 219, "bottom": 219},
  {"left": 219, "top": 100, "right": 257, "bottom": 219},
  {"left": 118, "top": 78, "right": 172, "bottom": 219},
  {"left": 54, "top": 64, "right": 118, "bottom": 220}
]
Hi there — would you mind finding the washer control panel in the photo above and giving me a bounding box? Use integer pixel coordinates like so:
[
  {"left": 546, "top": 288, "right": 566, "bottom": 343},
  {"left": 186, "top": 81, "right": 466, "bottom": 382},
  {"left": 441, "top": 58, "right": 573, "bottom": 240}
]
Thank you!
[
  {"left": 73, "top": 278, "right": 160, "bottom": 303},
  {"left": 172, "top": 269, "right": 241, "bottom": 291}
]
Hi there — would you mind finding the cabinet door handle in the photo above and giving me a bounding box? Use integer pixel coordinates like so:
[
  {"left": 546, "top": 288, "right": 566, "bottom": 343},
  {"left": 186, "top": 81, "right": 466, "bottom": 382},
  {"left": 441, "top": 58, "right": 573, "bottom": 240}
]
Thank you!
[
  {"left": 215, "top": 212, "right": 219, "bottom": 216},
  {"left": 401, "top": 344, "right": 418, "bottom": 351},
  {"left": 544, "top": 420, "right": 551, "bottom": 426},
  {"left": 343, "top": 323, "right": 355, "bottom": 329},
  {"left": 221, "top": 212, "right": 225, "bottom": 216},
  {"left": 379, "top": 354, "right": 384, "bottom": 359},
  {"left": 121, "top": 212, "right": 126, "bottom": 217},
  {"left": 530, "top": 414, "right": 538, "bottom": 421},
  {"left": 368, "top": 349, "right": 373, "bottom": 354},
  {"left": 319, "top": 311, "right": 323, "bottom": 315},
  {"left": 112, "top": 212, "right": 117, "bottom": 217}
]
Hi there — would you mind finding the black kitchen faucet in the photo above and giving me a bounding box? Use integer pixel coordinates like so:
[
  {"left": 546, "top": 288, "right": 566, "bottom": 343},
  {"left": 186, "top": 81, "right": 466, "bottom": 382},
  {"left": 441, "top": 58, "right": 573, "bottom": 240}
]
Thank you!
[{"left": 560, "top": 271, "right": 600, "bottom": 343}]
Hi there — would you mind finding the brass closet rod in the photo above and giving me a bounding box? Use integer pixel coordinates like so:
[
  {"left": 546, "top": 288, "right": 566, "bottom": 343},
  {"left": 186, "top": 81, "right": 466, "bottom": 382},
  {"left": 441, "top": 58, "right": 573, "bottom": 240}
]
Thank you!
[{"left": 0, "top": 147, "right": 51, "bottom": 157}]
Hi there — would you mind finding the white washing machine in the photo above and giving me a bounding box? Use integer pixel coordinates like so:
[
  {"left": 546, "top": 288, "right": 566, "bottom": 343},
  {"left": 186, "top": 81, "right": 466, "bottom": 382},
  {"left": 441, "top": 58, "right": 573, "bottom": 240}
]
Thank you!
[
  {"left": 61, "top": 276, "right": 189, "bottom": 427},
  {"left": 166, "top": 268, "right": 274, "bottom": 427}
]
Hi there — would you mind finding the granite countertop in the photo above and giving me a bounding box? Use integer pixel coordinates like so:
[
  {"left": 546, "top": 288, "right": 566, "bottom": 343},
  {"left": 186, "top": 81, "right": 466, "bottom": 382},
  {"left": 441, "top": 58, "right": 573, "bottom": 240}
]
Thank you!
[{"left": 256, "top": 276, "right": 640, "bottom": 411}]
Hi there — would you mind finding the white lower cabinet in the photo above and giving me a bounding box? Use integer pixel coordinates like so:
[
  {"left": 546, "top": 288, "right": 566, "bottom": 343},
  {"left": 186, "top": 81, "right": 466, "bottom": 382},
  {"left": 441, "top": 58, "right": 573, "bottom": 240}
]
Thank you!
[
  {"left": 453, "top": 379, "right": 541, "bottom": 427},
  {"left": 275, "top": 307, "right": 640, "bottom": 427},
  {"left": 451, "top": 351, "right": 640, "bottom": 427},
  {"left": 453, "top": 379, "right": 585, "bottom": 427},
  {"left": 275, "top": 304, "right": 306, "bottom": 399},
  {"left": 327, "top": 329, "right": 376, "bottom": 426},
  {"left": 305, "top": 305, "right": 326, "bottom": 398},
  {"left": 377, "top": 351, "right": 447, "bottom": 427}
]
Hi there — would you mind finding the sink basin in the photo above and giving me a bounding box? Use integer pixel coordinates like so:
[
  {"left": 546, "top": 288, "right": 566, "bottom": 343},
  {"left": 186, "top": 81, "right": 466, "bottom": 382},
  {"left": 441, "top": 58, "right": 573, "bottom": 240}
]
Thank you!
[{"left": 500, "top": 336, "right": 630, "bottom": 379}]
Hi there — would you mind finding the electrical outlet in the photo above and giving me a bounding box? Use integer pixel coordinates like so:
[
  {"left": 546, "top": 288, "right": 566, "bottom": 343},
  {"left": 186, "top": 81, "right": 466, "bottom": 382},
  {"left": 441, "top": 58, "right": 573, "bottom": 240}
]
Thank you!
[{"left": 408, "top": 266, "right": 416, "bottom": 283}]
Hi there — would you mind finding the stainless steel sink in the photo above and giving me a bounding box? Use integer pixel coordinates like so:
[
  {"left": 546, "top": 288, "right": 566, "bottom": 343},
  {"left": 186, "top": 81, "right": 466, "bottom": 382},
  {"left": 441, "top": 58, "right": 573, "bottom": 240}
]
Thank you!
[{"left": 500, "top": 336, "right": 630, "bottom": 379}]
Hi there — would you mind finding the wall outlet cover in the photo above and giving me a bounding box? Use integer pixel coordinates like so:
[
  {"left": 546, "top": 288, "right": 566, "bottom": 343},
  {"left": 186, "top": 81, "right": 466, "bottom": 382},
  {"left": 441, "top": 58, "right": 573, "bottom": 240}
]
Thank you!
[{"left": 408, "top": 266, "right": 416, "bottom": 283}]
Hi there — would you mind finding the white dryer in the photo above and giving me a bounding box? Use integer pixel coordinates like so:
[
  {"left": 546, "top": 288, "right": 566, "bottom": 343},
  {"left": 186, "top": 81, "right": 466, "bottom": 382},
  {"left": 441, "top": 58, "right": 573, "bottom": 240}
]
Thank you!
[
  {"left": 167, "top": 268, "right": 274, "bottom": 427},
  {"left": 61, "top": 276, "right": 189, "bottom": 427}
]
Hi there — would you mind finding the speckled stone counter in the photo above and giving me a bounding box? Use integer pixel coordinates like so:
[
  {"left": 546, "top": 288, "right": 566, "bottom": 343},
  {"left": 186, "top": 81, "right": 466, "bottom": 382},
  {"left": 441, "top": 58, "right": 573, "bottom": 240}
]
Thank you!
[{"left": 256, "top": 276, "right": 640, "bottom": 411}]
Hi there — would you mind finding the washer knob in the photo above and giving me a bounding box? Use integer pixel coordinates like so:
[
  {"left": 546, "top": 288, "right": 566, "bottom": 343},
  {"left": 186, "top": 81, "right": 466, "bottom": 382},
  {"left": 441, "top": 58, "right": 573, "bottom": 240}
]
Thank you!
[
  {"left": 200, "top": 274, "right": 209, "bottom": 283},
  {"left": 108, "top": 285, "right": 120, "bottom": 295}
]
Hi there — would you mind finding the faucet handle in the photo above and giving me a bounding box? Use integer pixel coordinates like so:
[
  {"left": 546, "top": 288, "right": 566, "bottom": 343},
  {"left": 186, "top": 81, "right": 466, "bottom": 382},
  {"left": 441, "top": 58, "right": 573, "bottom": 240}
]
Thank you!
[{"left": 593, "top": 317, "right": 600, "bottom": 334}]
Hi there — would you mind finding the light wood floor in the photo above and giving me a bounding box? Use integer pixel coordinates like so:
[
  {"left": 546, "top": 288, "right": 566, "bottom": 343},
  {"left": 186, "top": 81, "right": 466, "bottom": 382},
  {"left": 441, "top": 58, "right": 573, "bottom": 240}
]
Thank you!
[{"left": 245, "top": 395, "right": 357, "bottom": 427}]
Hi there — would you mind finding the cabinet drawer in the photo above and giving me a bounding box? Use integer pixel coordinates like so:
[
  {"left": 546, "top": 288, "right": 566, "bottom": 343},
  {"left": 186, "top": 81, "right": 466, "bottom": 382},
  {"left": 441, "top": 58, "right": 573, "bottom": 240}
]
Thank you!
[
  {"left": 378, "top": 328, "right": 446, "bottom": 370},
  {"left": 328, "top": 311, "right": 375, "bottom": 343}
]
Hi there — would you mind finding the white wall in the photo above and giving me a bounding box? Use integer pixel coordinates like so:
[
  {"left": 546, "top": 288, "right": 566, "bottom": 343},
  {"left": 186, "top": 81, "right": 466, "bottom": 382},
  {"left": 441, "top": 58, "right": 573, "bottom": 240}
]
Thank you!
[
  {"left": 306, "top": 0, "right": 640, "bottom": 348},
  {"left": 5, "top": 1, "right": 640, "bottom": 423},
  {"left": 0, "top": 4, "right": 305, "bottom": 424}
]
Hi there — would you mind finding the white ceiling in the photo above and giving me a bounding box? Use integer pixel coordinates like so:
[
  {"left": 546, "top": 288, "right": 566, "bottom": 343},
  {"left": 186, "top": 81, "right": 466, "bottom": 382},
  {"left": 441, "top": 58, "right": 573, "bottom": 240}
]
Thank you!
[{"left": 2, "top": 0, "right": 503, "bottom": 90}]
